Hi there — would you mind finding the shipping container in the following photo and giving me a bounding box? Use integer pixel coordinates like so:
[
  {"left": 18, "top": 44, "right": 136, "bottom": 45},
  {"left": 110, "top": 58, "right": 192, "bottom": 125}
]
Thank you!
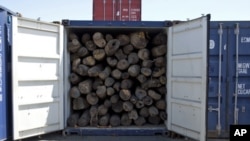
[
  {"left": 208, "top": 21, "right": 250, "bottom": 138},
  {"left": 93, "top": 0, "right": 141, "bottom": 21},
  {"left": 0, "top": 6, "right": 15, "bottom": 141},
  {"left": 7, "top": 15, "right": 209, "bottom": 141}
]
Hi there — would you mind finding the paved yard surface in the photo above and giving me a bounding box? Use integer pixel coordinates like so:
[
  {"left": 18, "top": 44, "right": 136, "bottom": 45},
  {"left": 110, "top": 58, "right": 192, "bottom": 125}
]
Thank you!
[{"left": 19, "top": 131, "right": 229, "bottom": 141}]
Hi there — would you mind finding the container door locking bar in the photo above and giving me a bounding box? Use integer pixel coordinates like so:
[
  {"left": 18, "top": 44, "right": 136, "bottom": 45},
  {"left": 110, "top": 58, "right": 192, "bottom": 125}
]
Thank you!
[{"left": 234, "top": 23, "right": 240, "bottom": 125}]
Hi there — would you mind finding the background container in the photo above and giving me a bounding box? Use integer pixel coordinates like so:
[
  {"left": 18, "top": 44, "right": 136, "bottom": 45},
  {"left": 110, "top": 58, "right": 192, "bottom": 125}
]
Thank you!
[
  {"left": 0, "top": 5, "right": 15, "bottom": 141},
  {"left": 208, "top": 21, "right": 250, "bottom": 138},
  {"left": 93, "top": 0, "right": 141, "bottom": 21}
]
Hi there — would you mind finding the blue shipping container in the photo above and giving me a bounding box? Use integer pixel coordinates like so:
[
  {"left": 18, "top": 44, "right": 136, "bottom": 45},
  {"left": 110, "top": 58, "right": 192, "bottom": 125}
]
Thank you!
[
  {"left": 0, "top": 6, "right": 14, "bottom": 141},
  {"left": 208, "top": 21, "right": 250, "bottom": 138}
]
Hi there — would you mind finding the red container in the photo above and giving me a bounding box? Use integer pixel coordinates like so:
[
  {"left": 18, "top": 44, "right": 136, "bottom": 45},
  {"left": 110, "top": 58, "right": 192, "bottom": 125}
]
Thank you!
[{"left": 93, "top": 0, "right": 141, "bottom": 21}]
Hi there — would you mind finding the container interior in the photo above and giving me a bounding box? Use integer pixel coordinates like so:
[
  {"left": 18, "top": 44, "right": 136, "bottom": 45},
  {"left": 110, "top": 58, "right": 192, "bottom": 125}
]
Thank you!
[{"left": 63, "top": 25, "right": 168, "bottom": 133}]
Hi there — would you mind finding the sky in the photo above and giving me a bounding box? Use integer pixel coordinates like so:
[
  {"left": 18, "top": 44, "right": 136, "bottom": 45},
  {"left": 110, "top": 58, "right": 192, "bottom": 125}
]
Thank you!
[{"left": 1, "top": 0, "right": 250, "bottom": 22}]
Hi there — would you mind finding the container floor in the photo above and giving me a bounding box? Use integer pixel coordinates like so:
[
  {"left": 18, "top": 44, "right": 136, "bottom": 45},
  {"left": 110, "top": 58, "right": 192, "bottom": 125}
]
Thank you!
[{"left": 17, "top": 131, "right": 229, "bottom": 141}]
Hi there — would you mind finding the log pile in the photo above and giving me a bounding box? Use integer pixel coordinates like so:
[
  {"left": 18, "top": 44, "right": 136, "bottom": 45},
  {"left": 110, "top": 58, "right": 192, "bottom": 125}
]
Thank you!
[{"left": 67, "top": 31, "right": 167, "bottom": 127}]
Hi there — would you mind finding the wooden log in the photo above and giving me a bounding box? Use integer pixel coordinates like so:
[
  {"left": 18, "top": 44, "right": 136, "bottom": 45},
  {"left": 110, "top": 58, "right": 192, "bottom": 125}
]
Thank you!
[
  {"left": 67, "top": 113, "right": 80, "bottom": 127},
  {"left": 70, "top": 53, "right": 79, "bottom": 62},
  {"left": 78, "top": 110, "right": 90, "bottom": 127},
  {"left": 128, "top": 109, "right": 138, "bottom": 120},
  {"left": 154, "top": 56, "right": 166, "bottom": 67},
  {"left": 135, "top": 87, "right": 147, "bottom": 100},
  {"left": 121, "top": 113, "right": 132, "bottom": 126},
  {"left": 155, "top": 99, "right": 166, "bottom": 110},
  {"left": 105, "top": 34, "right": 113, "bottom": 42},
  {"left": 136, "top": 74, "right": 147, "bottom": 84},
  {"left": 77, "top": 46, "right": 89, "bottom": 58},
  {"left": 128, "top": 65, "right": 140, "bottom": 77},
  {"left": 148, "top": 106, "right": 159, "bottom": 117},
  {"left": 148, "top": 116, "right": 161, "bottom": 125},
  {"left": 119, "top": 89, "right": 131, "bottom": 101},
  {"left": 139, "top": 107, "right": 149, "bottom": 117},
  {"left": 152, "top": 67, "right": 165, "bottom": 78},
  {"left": 128, "top": 52, "right": 139, "bottom": 65},
  {"left": 110, "top": 95, "right": 119, "bottom": 104},
  {"left": 99, "top": 114, "right": 110, "bottom": 126},
  {"left": 122, "top": 101, "right": 134, "bottom": 112},
  {"left": 157, "top": 86, "right": 166, "bottom": 95},
  {"left": 121, "top": 79, "right": 133, "bottom": 89},
  {"left": 141, "top": 79, "right": 161, "bottom": 89},
  {"left": 121, "top": 72, "right": 130, "bottom": 79},
  {"left": 110, "top": 115, "right": 121, "bottom": 127},
  {"left": 134, "top": 116, "right": 146, "bottom": 126},
  {"left": 99, "top": 66, "right": 111, "bottom": 80},
  {"left": 85, "top": 40, "right": 97, "bottom": 51},
  {"left": 135, "top": 100, "right": 144, "bottom": 109},
  {"left": 69, "top": 33, "right": 78, "bottom": 40},
  {"left": 92, "top": 78, "right": 103, "bottom": 90},
  {"left": 69, "top": 86, "right": 81, "bottom": 99},
  {"left": 72, "top": 58, "right": 81, "bottom": 72},
  {"left": 104, "top": 77, "right": 115, "bottom": 87},
  {"left": 105, "top": 39, "right": 120, "bottom": 56},
  {"left": 88, "top": 64, "right": 104, "bottom": 77},
  {"left": 142, "top": 60, "right": 153, "bottom": 68},
  {"left": 138, "top": 48, "right": 150, "bottom": 60},
  {"left": 76, "top": 64, "right": 89, "bottom": 76},
  {"left": 117, "top": 34, "right": 130, "bottom": 46},
  {"left": 130, "top": 32, "right": 148, "bottom": 49},
  {"left": 93, "top": 32, "right": 106, "bottom": 48},
  {"left": 140, "top": 68, "right": 152, "bottom": 77},
  {"left": 73, "top": 97, "right": 89, "bottom": 110},
  {"left": 96, "top": 85, "right": 107, "bottom": 99},
  {"left": 106, "top": 57, "right": 118, "bottom": 67},
  {"left": 123, "top": 44, "right": 134, "bottom": 55},
  {"left": 78, "top": 79, "right": 93, "bottom": 94},
  {"left": 117, "top": 59, "right": 130, "bottom": 70},
  {"left": 81, "top": 33, "right": 91, "bottom": 44},
  {"left": 112, "top": 100, "right": 123, "bottom": 113},
  {"left": 113, "top": 82, "right": 121, "bottom": 92},
  {"left": 90, "top": 105, "right": 98, "bottom": 118},
  {"left": 98, "top": 104, "right": 108, "bottom": 116},
  {"left": 90, "top": 116, "right": 98, "bottom": 127},
  {"left": 93, "top": 49, "right": 106, "bottom": 61},
  {"left": 68, "top": 39, "right": 81, "bottom": 53},
  {"left": 159, "top": 76, "right": 167, "bottom": 85},
  {"left": 148, "top": 89, "right": 162, "bottom": 100},
  {"left": 151, "top": 45, "right": 166, "bottom": 57},
  {"left": 130, "top": 95, "right": 138, "bottom": 105},
  {"left": 86, "top": 93, "right": 99, "bottom": 105},
  {"left": 115, "top": 49, "right": 127, "bottom": 60},
  {"left": 82, "top": 56, "right": 96, "bottom": 66},
  {"left": 104, "top": 99, "right": 112, "bottom": 108},
  {"left": 152, "top": 32, "right": 167, "bottom": 45},
  {"left": 111, "top": 69, "right": 122, "bottom": 79},
  {"left": 106, "top": 87, "right": 115, "bottom": 96},
  {"left": 69, "top": 73, "right": 81, "bottom": 85},
  {"left": 159, "top": 111, "right": 167, "bottom": 120},
  {"left": 143, "top": 96, "right": 153, "bottom": 106}
]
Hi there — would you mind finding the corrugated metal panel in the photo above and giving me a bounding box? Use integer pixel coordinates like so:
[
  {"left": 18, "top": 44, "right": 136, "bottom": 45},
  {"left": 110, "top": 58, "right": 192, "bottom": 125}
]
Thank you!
[
  {"left": 11, "top": 17, "right": 64, "bottom": 140},
  {"left": 93, "top": 0, "right": 141, "bottom": 21}
]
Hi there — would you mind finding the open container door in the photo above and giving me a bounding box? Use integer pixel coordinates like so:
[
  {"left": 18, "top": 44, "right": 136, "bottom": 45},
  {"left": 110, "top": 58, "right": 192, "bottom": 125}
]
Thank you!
[
  {"left": 11, "top": 16, "right": 64, "bottom": 140},
  {"left": 167, "top": 15, "right": 209, "bottom": 141}
]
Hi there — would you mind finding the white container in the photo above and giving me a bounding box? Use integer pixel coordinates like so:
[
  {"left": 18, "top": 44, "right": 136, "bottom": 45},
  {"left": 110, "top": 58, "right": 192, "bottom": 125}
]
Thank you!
[{"left": 11, "top": 15, "right": 209, "bottom": 141}]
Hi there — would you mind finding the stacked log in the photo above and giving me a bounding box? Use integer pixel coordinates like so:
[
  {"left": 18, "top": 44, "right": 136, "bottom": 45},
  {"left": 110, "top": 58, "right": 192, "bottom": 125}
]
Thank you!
[{"left": 67, "top": 31, "right": 167, "bottom": 127}]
